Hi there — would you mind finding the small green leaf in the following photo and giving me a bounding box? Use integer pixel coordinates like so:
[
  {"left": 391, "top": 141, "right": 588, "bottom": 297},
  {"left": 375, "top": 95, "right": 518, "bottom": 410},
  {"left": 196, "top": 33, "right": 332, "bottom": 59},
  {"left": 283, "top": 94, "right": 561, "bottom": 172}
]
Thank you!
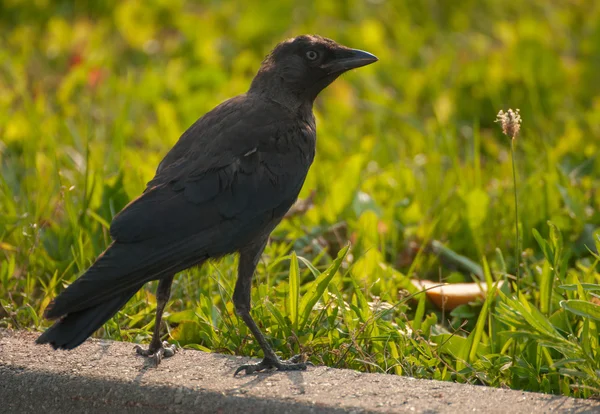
[
  {"left": 296, "top": 256, "right": 321, "bottom": 278},
  {"left": 352, "top": 278, "right": 371, "bottom": 322},
  {"left": 469, "top": 258, "right": 496, "bottom": 362},
  {"left": 539, "top": 261, "right": 553, "bottom": 315},
  {"left": 298, "top": 245, "right": 349, "bottom": 331},
  {"left": 532, "top": 228, "right": 554, "bottom": 264},
  {"left": 560, "top": 300, "right": 600, "bottom": 322},
  {"left": 412, "top": 288, "right": 426, "bottom": 332},
  {"left": 547, "top": 220, "right": 563, "bottom": 256},
  {"left": 421, "top": 313, "right": 437, "bottom": 338},
  {"left": 558, "top": 284, "right": 600, "bottom": 292},
  {"left": 166, "top": 309, "right": 197, "bottom": 323}
]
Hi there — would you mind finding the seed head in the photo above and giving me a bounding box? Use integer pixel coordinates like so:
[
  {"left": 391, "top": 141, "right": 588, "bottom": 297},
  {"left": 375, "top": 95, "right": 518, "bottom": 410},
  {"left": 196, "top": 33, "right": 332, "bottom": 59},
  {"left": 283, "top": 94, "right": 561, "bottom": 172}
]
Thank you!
[{"left": 495, "top": 108, "right": 521, "bottom": 140}]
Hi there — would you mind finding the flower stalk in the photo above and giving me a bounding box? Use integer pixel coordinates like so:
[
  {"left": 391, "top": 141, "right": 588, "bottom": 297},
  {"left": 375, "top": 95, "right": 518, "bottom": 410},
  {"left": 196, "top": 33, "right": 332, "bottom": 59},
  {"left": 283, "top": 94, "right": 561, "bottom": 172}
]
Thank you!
[{"left": 495, "top": 109, "right": 522, "bottom": 290}]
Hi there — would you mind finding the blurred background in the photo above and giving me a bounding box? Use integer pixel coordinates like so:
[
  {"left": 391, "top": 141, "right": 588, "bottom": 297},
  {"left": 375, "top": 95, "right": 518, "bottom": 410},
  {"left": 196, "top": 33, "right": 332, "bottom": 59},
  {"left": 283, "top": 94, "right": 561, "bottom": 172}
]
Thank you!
[{"left": 1, "top": 0, "right": 600, "bottom": 397}]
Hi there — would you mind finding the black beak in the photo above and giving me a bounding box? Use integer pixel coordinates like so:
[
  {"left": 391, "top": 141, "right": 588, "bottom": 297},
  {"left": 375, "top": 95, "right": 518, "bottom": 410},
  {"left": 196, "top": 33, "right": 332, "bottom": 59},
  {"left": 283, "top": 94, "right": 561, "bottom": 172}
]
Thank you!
[{"left": 322, "top": 48, "right": 378, "bottom": 73}]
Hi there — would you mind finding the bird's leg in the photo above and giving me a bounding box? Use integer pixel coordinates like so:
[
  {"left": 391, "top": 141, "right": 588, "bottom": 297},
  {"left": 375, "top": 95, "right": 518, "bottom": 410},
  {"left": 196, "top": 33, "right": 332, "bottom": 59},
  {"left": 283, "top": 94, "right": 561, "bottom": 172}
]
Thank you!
[
  {"left": 135, "top": 275, "right": 176, "bottom": 365},
  {"left": 233, "top": 240, "right": 312, "bottom": 376}
]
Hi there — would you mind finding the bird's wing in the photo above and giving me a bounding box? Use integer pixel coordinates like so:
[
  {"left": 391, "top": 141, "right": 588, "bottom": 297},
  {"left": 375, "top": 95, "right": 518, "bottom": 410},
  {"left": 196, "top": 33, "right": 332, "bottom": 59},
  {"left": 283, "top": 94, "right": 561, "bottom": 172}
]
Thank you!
[
  {"left": 46, "top": 99, "right": 314, "bottom": 318},
  {"left": 109, "top": 144, "right": 306, "bottom": 244},
  {"left": 110, "top": 98, "right": 310, "bottom": 245}
]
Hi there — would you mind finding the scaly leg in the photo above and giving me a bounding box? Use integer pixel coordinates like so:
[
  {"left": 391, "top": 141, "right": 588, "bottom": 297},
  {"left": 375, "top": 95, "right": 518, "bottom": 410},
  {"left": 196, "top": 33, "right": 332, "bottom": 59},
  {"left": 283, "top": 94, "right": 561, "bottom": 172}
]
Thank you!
[
  {"left": 233, "top": 239, "right": 312, "bottom": 376},
  {"left": 135, "top": 275, "right": 177, "bottom": 365}
]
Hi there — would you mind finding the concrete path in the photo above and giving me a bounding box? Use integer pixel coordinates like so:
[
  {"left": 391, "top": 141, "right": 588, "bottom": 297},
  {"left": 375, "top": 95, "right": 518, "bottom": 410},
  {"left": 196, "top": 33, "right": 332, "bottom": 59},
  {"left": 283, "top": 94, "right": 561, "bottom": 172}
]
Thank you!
[{"left": 1, "top": 330, "right": 598, "bottom": 413}]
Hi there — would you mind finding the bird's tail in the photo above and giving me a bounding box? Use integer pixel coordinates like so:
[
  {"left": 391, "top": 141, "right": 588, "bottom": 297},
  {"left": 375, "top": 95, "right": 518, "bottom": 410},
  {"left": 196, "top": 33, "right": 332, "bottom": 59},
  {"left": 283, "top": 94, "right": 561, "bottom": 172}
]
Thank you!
[
  {"left": 36, "top": 286, "right": 140, "bottom": 350},
  {"left": 36, "top": 238, "right": 206, "bottom": 350}
]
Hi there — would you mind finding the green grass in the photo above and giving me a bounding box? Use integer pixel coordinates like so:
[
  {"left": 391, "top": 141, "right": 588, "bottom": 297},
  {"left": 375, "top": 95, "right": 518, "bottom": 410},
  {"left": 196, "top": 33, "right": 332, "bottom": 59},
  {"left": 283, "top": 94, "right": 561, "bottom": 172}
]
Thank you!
[{"left": 2, "top": 0, "right": 600, "bottom": 399}]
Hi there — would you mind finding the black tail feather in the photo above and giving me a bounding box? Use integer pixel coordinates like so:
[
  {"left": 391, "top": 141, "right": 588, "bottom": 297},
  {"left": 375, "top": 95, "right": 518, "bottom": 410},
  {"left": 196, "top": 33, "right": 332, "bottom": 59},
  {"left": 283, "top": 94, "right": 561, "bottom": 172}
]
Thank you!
[{"left": 36, "top": 288, "right": 139, "bottom": 350}]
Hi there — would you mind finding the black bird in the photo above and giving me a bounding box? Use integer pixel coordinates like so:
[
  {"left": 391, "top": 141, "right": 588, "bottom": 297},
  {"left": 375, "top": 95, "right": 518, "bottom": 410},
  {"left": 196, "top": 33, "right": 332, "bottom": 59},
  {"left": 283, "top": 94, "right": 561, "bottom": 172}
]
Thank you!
[{"left": 37, "top": 35, "right": 377, "bottom": 375}]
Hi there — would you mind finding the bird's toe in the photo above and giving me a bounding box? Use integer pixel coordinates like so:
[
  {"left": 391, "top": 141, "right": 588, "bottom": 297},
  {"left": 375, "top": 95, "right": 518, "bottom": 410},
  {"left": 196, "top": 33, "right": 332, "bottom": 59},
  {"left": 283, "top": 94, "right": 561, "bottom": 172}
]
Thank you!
[
  {"left": 134, "top": 344, "right": 152, "bottom": 356},
  {"left": 162, "top": 341, "right": 177, "bottom": 358},
  {"left": 234, "top": 355, "right": 312, "bottom": 376},
  {"left": 276, "top": 359, "right": 311, "bottom": 371},
  {"left": 134, "top": 341, "right": 177, "bottom": 365}
]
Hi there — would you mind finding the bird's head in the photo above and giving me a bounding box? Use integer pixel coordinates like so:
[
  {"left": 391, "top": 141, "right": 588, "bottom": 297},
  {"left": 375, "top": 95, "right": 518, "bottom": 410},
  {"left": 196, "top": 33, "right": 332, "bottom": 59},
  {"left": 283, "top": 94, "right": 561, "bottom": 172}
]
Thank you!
[{"left": 249, "top": 35, "right": 378, "bottom": 108}]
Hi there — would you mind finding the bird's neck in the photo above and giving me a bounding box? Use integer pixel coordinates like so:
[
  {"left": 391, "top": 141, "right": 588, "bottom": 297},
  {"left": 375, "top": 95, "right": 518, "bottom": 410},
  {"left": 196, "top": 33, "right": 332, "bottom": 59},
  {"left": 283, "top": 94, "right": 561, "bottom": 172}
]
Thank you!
[{"left": 248, "top": 73, "right": 312, "bottom": 114}]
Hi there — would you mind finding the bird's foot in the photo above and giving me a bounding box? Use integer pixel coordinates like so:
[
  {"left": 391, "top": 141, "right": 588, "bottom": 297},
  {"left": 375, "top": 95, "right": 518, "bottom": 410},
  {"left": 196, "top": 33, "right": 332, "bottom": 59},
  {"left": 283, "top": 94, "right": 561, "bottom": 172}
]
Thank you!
[
  {"left": 234, "top": 354, "right": 313, "bottom": 376},
  {"left": 134, "top": 341, "right": 176, "bottom": 365}
]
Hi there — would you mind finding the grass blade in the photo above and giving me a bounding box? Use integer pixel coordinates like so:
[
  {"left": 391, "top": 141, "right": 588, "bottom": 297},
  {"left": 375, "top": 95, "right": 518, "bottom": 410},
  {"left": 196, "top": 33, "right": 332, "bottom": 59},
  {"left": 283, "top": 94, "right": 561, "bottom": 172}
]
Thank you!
[
  {"left": 560, "top": 300, "right": 600, "bottom": 322},
  {"left": 298, "top": 245, "right": 349, "bottom": 331},
  {"left": 289, "top": 251, "right": 300, "bottom": 331}
]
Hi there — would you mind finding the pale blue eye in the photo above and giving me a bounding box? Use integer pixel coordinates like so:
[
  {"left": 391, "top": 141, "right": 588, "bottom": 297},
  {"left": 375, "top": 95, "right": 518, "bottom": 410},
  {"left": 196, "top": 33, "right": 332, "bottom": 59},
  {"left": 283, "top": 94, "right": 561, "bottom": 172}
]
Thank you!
[{"left": 306, "top": 50, "right": 318, "bottom": 61}]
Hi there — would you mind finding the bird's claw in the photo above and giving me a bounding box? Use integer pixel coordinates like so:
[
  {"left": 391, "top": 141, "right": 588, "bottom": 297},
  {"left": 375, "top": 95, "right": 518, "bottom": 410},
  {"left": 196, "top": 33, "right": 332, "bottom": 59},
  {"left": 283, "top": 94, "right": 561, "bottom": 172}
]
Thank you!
[
  {"left": 134, "top": 341, "right": 177, "bottom": 365},
  {"left": 234, "top": 354, "right": 313, "bottom": 376}
]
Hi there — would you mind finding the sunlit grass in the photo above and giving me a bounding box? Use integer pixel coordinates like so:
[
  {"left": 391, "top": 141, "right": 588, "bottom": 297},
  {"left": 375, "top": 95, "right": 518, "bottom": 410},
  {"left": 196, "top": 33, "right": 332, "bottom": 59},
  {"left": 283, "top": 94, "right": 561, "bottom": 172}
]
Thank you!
[{"left": 1, "top": 0, "right": 600, "bottom": 399}]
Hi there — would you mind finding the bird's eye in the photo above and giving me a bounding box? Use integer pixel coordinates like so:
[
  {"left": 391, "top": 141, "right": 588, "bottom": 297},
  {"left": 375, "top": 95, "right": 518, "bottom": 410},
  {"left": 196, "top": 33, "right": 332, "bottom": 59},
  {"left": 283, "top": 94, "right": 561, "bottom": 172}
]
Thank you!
[{"left": 305, "top": 50, "right": 319, "bottom": 61}]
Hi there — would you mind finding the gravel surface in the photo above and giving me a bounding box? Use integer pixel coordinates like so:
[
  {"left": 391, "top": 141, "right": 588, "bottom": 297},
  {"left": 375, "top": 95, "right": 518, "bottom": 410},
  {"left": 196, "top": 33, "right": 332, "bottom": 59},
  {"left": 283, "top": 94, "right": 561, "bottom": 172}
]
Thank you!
[{"left": 1, "top": 330, "right": 598, "bottom": 413}]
